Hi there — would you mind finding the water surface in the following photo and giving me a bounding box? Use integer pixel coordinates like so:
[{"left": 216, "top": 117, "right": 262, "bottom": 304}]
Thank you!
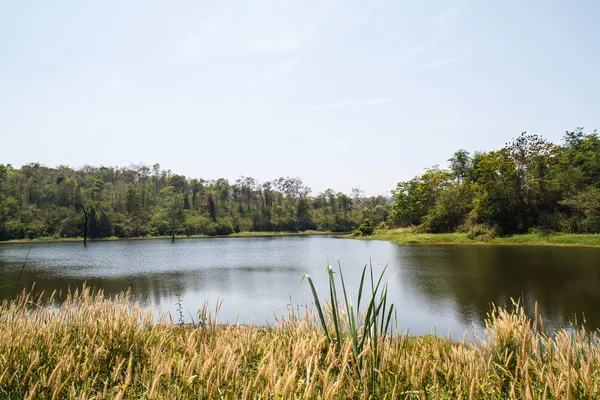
[{"left": 1, "top": 236, "right": 599, "bottom": 336}]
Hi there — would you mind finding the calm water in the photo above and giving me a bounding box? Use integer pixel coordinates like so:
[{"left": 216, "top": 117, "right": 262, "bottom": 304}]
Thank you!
[{"left": 1, "top": 236, "right": 600, "bottom": 336}]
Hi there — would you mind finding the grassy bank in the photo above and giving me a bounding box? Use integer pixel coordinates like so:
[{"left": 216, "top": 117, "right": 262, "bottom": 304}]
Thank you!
[
  {"left": 1, "top": 288, "right": 598, "bottom": 399},
  {"left": 350, "top": 228, "right": 600, "bottom": 247},
  {"left": 0, "top": 231, "right": 340, "bottom": 245}
]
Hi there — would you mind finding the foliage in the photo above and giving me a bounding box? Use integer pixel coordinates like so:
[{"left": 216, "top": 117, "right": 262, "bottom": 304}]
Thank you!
[
  {"left": 357, "top": 218, "right": 374, "bottom": 236},
  {"left": 464, "top": 224, "right": 501, "bottom": 241},
  {"left": 389, "top": 128, "right": 600, "bottom": 234},
  {"left": 4, "top": 127, "right": 599, "bottom": 240},
  {"left": 388, "top": 167, "right": 452, "bottom": 227},
  {"left": 0, "top": 164, "right": 389, "bottom": 241},
  {"left": 302, "top": 262, "right": 396, "bottom": 391}
]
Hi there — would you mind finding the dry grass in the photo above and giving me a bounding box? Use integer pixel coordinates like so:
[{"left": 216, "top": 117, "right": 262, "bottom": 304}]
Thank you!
[{"left": 1, "top": 289, "right": 599, "bottom": 399}]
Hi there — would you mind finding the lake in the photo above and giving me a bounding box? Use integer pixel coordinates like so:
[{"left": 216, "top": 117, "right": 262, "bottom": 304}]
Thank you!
[{"left": 1, "top": 236, "right": 600, "bottom": 336}]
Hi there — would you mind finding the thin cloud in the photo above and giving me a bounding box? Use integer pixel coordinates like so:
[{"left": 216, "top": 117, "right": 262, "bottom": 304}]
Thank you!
[
  {"left": 243, "top": 56, "right": 307, "bottom": 89},
  {"left": 424, "top": 53, "right": 470, "bottom": 68},
  {"left": 411, "top": 38, "right": 441, "bottom": 58},
  {"left": 435, "top": 6, "right": 462, "bottom": 25},
  {"left": 245, "top": 36, "right": 308, "bottom": 52},
  {"left": 314, "top": 97, "right": 393, "bottom": 110},
  {"left": 341, "top": 14, "right": 368, "bottom": 28},
  {"left": 173, "top": 3, "right": 326, "bottom": 59},
  {"left": 244, "top": 18, "right": 322, "bottom": 52},
  {"left": 411, "top": 6, "right": 463, "bottom": 59},
  {"left": 350, "top": 61, "right": 407, "bottom": 73}
]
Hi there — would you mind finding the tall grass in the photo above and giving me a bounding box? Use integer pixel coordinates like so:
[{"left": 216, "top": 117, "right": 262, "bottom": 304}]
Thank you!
[
  {"left": 301, "top": 261, "right": 397, "bottom": 391},
  {"left": 0, "top": 281, "right": 599, "bottom": 398}
]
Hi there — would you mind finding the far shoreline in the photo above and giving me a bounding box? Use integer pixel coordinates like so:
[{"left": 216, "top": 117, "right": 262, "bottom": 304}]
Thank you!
[
  {"left": 0, "top": 231, "right": 345, "bottom": 245},
  {"left": 346, "top": 229, "right": 600, "bottom": 248},
  {"left": 3, "top": 230, "right": 600, "bottom": 248}
]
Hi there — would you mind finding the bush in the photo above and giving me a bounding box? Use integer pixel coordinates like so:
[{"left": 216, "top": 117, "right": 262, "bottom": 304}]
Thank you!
[
  {"left": 581, "top": 216, "right": 600, "bottom": 234},
  {"left": 358, "top": 218, "right": 374, "bottom": 236},
  {"left": 233, "top": 216, "right": 253, "bottom": 233},
  {"left": 319, "top": 216, "right": 356, "bottom": 232},
  {"left": 148, "top": 219, "right": 170, "bottom": 236},
  {"left": 3, "top": 221, "right": 26, "bottom": 240},
  {"left": 464, "top": 224, "right": 501, "bottom": 241},
  {"left": 185, "top": 215, "right": 215, "bottom": 236},
  {"left": 25, "top": 221, "right": 47, "bottom": 239},
  {"left": 215, "top": 218, "right": 234, "bottom": 235}
]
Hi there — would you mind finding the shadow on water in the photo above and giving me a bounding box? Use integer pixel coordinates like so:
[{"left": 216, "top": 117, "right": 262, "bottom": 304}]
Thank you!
[{"left": 393, "top": 244, "right": 600, "bottom": 331}]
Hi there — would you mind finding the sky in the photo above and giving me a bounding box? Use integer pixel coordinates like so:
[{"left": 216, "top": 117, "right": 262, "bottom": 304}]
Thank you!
[{"left": 0, "top": 0, "right": 599, "bottom": 196}]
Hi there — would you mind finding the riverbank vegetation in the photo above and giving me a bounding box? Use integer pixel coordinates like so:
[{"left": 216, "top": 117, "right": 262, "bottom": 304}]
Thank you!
[
  {"left": 2, "top": 128, "right": 600, "bottom": 244},
  {"left": 386, "top": 128, "right": 600, "bottom": 239},
  {"left": 1, "top": 285, "right": 598, "bottom": 398},
  {"left": 352, "top": 227, "right": 600, "bottom": 247},
  {"left": 0, "top": 163, "right": 388, "bottom": 242},
  {"left": 0, "top": 230, "right": 338, "bottom": 244}
]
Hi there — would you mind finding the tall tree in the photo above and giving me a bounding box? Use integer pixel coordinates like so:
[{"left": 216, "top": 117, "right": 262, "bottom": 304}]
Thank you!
[{"left": 160, "top": 186, "right": 184, "bottom": 242}]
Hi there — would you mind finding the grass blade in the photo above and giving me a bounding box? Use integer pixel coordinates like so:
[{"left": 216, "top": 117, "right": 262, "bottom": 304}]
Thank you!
[{"left": 301, "top": 274, "right": 330, "bottom": 342}]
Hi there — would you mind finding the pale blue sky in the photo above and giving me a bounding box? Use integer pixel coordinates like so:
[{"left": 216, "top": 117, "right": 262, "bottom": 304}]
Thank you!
[{"left": 1, "top": 1, "right": 598, "bottom": 195}]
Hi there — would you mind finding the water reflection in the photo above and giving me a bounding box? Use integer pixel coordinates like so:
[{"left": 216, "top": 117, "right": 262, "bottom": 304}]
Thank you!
[
  {"left": 392, "top": 244, "right": 600, "bottom": 330},
  {"left": 1, "top": 238, "right": 600, "bottom": 335}
]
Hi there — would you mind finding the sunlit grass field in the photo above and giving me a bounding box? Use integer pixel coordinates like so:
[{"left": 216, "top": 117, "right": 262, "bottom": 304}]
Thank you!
[
  {"left": 1, "top": 271, "right": 599, "bottom": 399},
  {"left": 355, "top": 228, "right": 600, "bottom": 247}
]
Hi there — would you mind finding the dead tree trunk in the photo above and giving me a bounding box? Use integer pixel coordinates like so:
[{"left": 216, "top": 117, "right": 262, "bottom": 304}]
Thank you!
[
  {"left": 76, "top": 200, "right": 89, "bottom": 245},
  {"left": 171, "top": 218, "right": 175, "bottom": 243},
  {"left": 171, "top": 199, "right": 176, "bottom": 243}
]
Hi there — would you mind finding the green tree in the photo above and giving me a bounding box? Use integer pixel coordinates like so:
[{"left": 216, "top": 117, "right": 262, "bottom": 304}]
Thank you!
[
  {"left": 358, "top": 218, "right": 374, "bottom": 236},
  {"left": 337, "top": 193, "right": 353, "bottom": 218},
  {"left": 296, "top": 198, "right": 313, "bottom": 231},
  {"left": 448, "top": 149, "right": 472, "bottom": 182},
  {"left": 160, "top": 186, "right": 184, "bottom": 242},
  {"left": 470, "top": 149, "right": 519, "bottom": 232},
  {"left": 388, "top": 168, "right": 451, "bottom": 227}
]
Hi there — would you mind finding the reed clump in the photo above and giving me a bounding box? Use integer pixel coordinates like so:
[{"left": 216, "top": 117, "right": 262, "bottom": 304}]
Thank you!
[{"left": 0, "top": 285, "right": 599, "bottom": 399}]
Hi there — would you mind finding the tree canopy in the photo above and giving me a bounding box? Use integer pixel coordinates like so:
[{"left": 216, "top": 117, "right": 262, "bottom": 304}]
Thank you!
[
  {"left": 388, "top": 128, "right": 600, "bottom": 235},
  {"left": 2, "top": 128, "right": 598, "bottom": 241},
  {"left": 0, "top": 164, "right": 389, "bottom": 241}
]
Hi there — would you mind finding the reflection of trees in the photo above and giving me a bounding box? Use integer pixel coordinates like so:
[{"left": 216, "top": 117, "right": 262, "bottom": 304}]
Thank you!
[
  {"left": 0, "top": 261, "right": 304, "bottom": 310},
  {"left": 0, "top": 267, "right": 185, "bottom": 306},
  {"left": 393, "top": 245, "right": 600, "bottom": 329}
]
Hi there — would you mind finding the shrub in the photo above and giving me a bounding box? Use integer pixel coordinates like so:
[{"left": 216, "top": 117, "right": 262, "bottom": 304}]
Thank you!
[
  {"left": 25, "top": 221, "right": 47, "bottom": 239},
  {"left": 215, "top": 218, "right": 234, "bottom": 235},
  {"left": 358, "top": 218, "right": 374, "bottom": 236},
  {"left": 3, "top": 221, "right": 26, "bottom": 240},
  {"left": 464, "top": 224, "right": 501, "bottom": 241},
  {"left": 233, "top": 216, "right": 253, "bottom": 233},
  {"left": 184, "top": 215, "right": 215, "bottom": 236}
]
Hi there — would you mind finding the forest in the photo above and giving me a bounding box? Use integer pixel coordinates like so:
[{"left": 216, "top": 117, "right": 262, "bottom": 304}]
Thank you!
[
  {"left": 0, "top": 162, "right": 389, "bottom": 241},
  {"left": 1, "top": 128, "right": 599, "bottom": 242},
  {"left": 388, "top": 128, "right": 600, "bottom": 237}
]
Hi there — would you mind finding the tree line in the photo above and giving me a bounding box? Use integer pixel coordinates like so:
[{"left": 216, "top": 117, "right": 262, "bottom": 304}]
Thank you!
[
  {"left": 388, "top": 128, "right": 600, "bottom": 237},
  {"left": 0, "top": 163, "right": 390, "bottom": 241},
  {"left": 1, "top": 128, "right": 598, "bottom": 242}
]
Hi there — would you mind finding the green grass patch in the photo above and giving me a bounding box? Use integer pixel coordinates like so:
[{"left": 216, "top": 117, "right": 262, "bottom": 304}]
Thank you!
[{"left": 349, "top": 229, "right": 600, "bottom": 247}]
